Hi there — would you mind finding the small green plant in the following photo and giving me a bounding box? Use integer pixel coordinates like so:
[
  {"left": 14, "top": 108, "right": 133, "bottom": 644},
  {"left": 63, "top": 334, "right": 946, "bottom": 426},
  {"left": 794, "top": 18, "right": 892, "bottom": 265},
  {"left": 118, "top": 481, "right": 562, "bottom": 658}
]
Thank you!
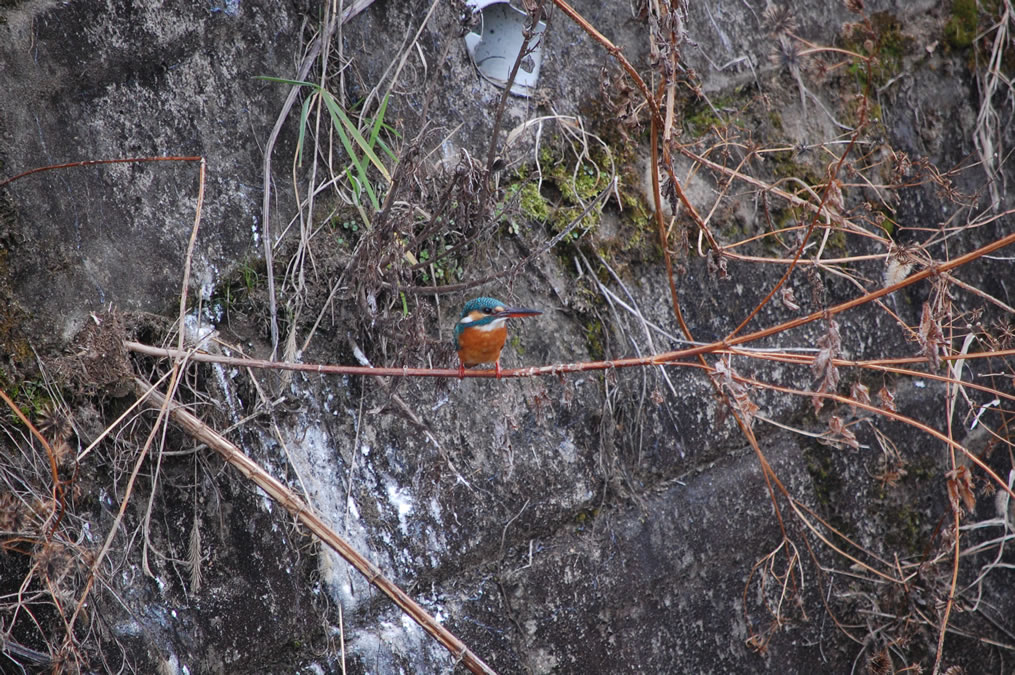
[
  {"left": 258, "top": 76, "right": 397, "bottom": 225},
  {"left": 416, "top": 243, "right": 464, "bottom": 285},
  {"left": 208, "top": 261, "right": 261, "bottom": 320},
  {"left": 683, "top": 100, "right": 724, "bottom": 137},
  {"left": 239, "top": 262, "right": 259, "bottom": 293},
  {"left": 517, "top": 182, "right": 551, "bottom": 223},
  {"left": 2, "top": 377, "right": 51, "bottom": 420},
  {"left": 944, "top": 0, "right": 978, "bottom": 49},
  {"left": 843, "top": 12, "right": 913, "bottom": 88},
  {"left": 332, "top": 217, "right": 361, "bottom": 247}
]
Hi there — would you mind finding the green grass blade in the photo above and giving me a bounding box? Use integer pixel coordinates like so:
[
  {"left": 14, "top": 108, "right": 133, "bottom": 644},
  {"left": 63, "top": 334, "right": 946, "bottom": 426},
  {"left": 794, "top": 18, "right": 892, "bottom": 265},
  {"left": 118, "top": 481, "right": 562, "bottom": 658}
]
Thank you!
[
  {"left": 320, "top": 91, "right": 391, "bottom": 182},
  {"left": 324, "top": 96, "right": 379, "bottom": 211},
  {"left": 254, "top": 75, "right": 317, "bottom": 88},
  {"left": 369, "top": 93, "right": 389, "bottom": 149}
]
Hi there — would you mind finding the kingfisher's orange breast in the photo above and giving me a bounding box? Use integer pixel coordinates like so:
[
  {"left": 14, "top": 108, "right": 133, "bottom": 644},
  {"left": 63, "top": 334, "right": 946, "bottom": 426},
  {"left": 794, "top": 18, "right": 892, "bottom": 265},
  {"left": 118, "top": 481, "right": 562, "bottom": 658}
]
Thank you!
[{"left": 456, "top": 324, "right": 509, "bottom": 367}]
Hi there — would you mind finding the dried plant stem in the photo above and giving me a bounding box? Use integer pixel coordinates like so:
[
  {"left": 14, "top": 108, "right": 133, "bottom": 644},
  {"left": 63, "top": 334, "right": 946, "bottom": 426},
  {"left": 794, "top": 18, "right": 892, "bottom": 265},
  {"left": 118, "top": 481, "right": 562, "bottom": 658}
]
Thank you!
[
  {"left": 730, "top": 373, "right": 1015, "bottom": 502},
  {"left": 262, "top": 36, "right": 324, "bottom": 356},
  {"left": 0, "top": 156, "right": 203, "bottom": 189},
  {"left": 136, "top": 377, "right": 498, "bottom": 675}
]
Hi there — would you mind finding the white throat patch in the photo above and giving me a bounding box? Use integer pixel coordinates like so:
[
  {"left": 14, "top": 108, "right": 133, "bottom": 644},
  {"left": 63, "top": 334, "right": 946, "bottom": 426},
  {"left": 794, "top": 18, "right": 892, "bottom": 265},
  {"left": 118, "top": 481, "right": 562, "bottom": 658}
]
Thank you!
[{"left": 474, "top": 317, "right": 506, "bottom": 332}]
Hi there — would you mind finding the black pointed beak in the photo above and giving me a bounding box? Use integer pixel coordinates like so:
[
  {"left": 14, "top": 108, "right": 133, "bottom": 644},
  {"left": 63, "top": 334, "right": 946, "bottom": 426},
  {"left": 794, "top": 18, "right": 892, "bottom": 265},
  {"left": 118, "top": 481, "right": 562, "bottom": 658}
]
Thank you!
[{"left": 495, "top": 307, "right": 542, "bottom": 319}]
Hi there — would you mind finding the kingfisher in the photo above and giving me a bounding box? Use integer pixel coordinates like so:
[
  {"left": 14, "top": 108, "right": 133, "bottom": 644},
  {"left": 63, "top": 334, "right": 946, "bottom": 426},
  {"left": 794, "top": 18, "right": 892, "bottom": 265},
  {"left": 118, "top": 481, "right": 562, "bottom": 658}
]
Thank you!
[{"left": 454, "top": 296, "right": 542, "bottom": 378}]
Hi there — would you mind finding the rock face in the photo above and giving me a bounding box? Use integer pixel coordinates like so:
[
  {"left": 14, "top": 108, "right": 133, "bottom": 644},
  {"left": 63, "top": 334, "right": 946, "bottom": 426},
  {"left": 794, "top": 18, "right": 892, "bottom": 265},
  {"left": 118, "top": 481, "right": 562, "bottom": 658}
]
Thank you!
[
  {"left": 0, "top": 1, "right": 299, "bottom": 343},
  {"left": 1, "top": 1, "right": 1013, "bottom": 674}
]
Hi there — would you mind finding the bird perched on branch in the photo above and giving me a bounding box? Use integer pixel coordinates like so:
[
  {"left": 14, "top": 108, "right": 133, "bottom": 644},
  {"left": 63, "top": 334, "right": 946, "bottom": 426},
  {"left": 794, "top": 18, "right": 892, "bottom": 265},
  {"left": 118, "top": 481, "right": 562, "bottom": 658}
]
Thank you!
[{"left": 454, "top": 297, "right": 541, "bottom": 378}]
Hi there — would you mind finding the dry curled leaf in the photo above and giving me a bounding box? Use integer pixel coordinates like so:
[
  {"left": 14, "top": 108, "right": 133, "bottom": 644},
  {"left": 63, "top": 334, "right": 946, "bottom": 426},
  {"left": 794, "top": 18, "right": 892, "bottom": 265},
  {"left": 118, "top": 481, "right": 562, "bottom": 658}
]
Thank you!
[
  {"left": 945, "top": 466, "right": 976, "bottom": 516},
  {"left": 824, "top": 175, "right": 844, "bottom": 215},
  {"left": 780, "top": 287, "right": 800, "bottom": 311},
  {"left": 811, "top": 320, "right": 842, "bottom": 411},
  {"left": 918, "top": 302, "right": 947, "bottom": 371},
  {"left": 714, "top": 357, "right": 759, "bottom": 428},
  {"left": 812, "top": 320, "right": 841, "bottom": 377},
  {"left": 806, "top": 266, "right": 825, "bottom": 307},
  {"left": 874, "top": 464, "right": 907, "bottom": 489},
  {"left": 850, "top": 382, "right": 870, "bottom": 416},
  {"left": 878, "top": 385, "right": 896, "bottom": 412},
  {"left": 826, "top": 415, "right": 860, "bottom": 450},
  {"left": 706, "top": 249, "right": 729, "bottom": 280}
]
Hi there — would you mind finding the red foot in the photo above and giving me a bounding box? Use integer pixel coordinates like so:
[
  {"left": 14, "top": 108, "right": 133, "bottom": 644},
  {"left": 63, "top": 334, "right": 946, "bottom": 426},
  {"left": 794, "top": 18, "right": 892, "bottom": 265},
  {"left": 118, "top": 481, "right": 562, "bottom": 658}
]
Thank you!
[
  {"left": 495, "top": 361, "right": 502, "bottom": 379},
  {"left": 458, "top": 362, "right": 465, "bottom": 380}
]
